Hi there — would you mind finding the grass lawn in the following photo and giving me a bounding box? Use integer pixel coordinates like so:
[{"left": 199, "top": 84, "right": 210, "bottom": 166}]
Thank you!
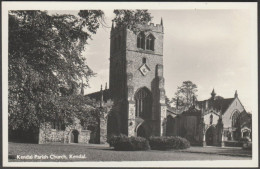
[{"left": 8, "top": 142, "right": 251, "bottom": 162}]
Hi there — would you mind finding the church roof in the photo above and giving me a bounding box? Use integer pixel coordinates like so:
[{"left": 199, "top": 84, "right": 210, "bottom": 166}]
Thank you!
[
  {"left": 181, "top": 106, "right": 202, "bottom": 116},
  {"left": 197, "top": 98, "right": 234, "bottom": 114},
  {"left": 85, "top": 89, "right": 112, "bottom": 102}
]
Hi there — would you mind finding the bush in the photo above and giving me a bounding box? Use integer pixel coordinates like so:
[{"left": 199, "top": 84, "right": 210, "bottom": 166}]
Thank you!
[
  {"left": 242, "top": 142, "right": 252, "bottom": 150},
  {"left": 239, "top": 137, "right": 250, "bottom": 143},
  {"left": 108, "top": 135, "right": 150, "bottom": 151},
  {"left": 149, "top": 136, "right": 190, "bottom": 150},
  {"left": 107, "top": 134, "right": 125, "bottom": 147}
]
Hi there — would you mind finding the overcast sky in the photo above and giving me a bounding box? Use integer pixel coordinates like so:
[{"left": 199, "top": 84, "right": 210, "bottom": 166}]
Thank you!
[{"left": 49, "top": 9, "right": 256, "bottom": 112}]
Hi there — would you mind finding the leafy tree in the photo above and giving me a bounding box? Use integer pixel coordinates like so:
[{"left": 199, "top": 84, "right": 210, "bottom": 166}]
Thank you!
[
  {"left": 112, "top": 10, "right": 152, "bottom": 31},
  {"left": 8, "top": 10, "right": 104, "bottom": 130},
  {"left": 165, "top": 96, "right": 172, "bottom": 108},
  {"left": 172, "top": 81, "right": 198, "bottom": 111},
  {"left": 8, "top": 9, "right": 151, "bottom": 134}
]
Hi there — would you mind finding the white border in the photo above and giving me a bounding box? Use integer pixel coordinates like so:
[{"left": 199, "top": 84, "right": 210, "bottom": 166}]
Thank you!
[{"left": 2, "top": 1, "right": 258, "bottom": 168}]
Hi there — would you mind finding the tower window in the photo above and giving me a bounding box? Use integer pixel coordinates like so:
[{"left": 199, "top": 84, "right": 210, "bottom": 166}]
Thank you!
[
  {"left": 146, "top": 34, "right": 155, "bottom": 51},
  {"left": 142, "top": 58, "right": 146, "bottom": 64},
  {"left": 137, "top": 32, "right": 145, "bottom": 50}
]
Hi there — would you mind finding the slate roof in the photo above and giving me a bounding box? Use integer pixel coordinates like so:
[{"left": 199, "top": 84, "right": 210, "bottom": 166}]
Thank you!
[{"left": 196, "top": 98, "right": 235, "bottom": 114}]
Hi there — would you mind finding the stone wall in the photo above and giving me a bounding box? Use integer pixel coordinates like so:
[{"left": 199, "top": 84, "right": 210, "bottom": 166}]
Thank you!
[{"left": 39, "top": 119, "right": 91, "bottom": 144}]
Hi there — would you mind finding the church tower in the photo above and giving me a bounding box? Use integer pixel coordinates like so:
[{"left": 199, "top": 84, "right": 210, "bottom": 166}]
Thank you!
[{"left": 108, "top": 19, "right": 166, "bottom": 137}]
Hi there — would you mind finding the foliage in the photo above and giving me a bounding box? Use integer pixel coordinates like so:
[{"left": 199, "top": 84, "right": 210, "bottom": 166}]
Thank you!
[
  {"left": 165, "top": 96, "right": 172, "bottom": 108},
  {"left": 107, "top": 133, "right": 125, "bottom": 147},
  {"left": 172, "top": 81, "right": 198, "bottom": 111},
  {"left": 149, "top": 136, "right": 190, "bottom": 150},
  {"left": 112, "top": 10, "right": 153, "bottom": 32},
  {"left": 239, "top": 137, "right": 250, "bottom": 143},
  {"left": 8, "top": 10, "right": 104, "bottom": 130},
  {"left": 109, "top": 135, "right": 150, "bottom": 151}
]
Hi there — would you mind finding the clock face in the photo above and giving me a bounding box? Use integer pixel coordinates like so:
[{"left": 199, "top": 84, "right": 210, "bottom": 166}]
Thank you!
[{"left": 139, "top": 64, "right": 150, "bottom": 76}]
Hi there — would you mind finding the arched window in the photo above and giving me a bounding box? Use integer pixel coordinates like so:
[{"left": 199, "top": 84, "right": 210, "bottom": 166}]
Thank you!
[
  {"left": 146, "top": 34, "right": 155, "bottom": 51},
  {"left": 232, "top": 111, "right": 240, "bottom": 128},
  {"left": 137, "top": 32, "right": 145, "bottom": 49},
  {"left": 135, "top": 87, "right": 152, "bottom": 119}
]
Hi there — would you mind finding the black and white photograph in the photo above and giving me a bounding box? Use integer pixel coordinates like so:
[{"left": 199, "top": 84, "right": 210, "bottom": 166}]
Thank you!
[{"left": 1, "top": 1, "right": 258, "bottom": 168}]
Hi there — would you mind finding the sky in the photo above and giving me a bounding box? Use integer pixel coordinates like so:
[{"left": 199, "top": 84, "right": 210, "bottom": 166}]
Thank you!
[{"left": 49, "top": 9, "right": 256, "bottom": 112}]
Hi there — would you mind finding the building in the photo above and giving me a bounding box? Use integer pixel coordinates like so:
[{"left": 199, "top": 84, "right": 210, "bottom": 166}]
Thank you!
[
  {"left": 106, "top": 19, "right": 166, "bottom": 138},
  {"left": 38, "top": 20, "right": 251, "bottom": 146},
  {"left": 166, "top": 89, "right": 252, "bottom": 146}
]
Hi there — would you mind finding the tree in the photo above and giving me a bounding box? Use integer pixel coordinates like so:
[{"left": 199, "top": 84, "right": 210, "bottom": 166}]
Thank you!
[
  {"left": 8, "top": 9, "right": 151, "bottom": 132},
  {"left": 172, "top": 81, "right": 198, "bottom": 111},
  {"left": 8, "top": 10, "right": 104, "bottom": 130},
  {"left": 165, "top": 96, "right": 172, "bottom": 108},
  {"left": 112, "top": 10, "right": 152, "bottom": 31}
]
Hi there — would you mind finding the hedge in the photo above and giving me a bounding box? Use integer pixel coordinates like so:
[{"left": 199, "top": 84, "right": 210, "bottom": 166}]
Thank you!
[
  {"left": 107, "top": 134, "right": 124, "bottom": 147},
  {"left": 224, "top": 141, "right": 244, "bottom": 147},
  {"left": 108, "top": 135, "right": 150, "bottom": 151},
  {"left": 149, "top": 136, "right": 190, "bottom": 150}
]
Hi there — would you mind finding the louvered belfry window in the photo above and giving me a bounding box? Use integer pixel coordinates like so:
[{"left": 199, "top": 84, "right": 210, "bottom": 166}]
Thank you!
[
  {"left": 146, "top": 34, "right": 155, "bottom": 51},
  {"left": 137, "top": 32, "right": 145, "bottom": 49}
]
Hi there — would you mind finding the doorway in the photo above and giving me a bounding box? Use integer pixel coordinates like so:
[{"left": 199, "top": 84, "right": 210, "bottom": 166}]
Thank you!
[
  {"left": 137, "top": 125, "right": 146, "bottom": 138},
  {"left": 70, "top": 130, "right": 79, "bottom": 143},
  {"left": 205, "top": 126, "right": 215, "bottom": 146}
]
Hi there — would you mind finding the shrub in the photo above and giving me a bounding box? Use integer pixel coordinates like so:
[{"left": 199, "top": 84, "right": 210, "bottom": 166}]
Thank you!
[
  {"left": 239, "top": 137, "right": 250, "bottom": 143},
  {"left": 109, "top": 135, "right": 150, "bottom": 151},
  {"left": 149, "top": 136, "right": 190, "bottom": 150},
  {"left": 107, "top": 134, "right": 125, "bottom": 147}
]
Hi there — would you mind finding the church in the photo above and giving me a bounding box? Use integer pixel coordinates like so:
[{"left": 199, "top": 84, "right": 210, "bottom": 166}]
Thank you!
[
  {"left": 166, "top": 89, "right": 251, "bottom": 146},
  {"left": 38, "top": 19, "right": 251, "bottom": 146}
]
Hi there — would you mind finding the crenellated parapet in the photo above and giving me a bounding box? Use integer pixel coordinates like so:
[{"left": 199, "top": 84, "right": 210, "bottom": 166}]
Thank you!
[{"left": 111, "top": 22, "right": 164, "bottom": 36}]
